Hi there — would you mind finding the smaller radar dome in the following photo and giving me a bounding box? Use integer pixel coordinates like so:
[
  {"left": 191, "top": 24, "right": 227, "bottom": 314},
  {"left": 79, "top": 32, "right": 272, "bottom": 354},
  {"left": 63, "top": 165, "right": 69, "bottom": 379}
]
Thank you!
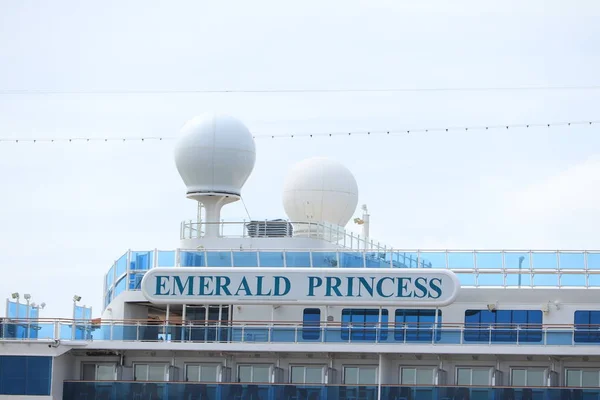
[
  {"left": 283, "top": 157, "right": 359, "bottom": 228},
  {"left": 174, "top": 113, "right": 256, "bottom": 198}
]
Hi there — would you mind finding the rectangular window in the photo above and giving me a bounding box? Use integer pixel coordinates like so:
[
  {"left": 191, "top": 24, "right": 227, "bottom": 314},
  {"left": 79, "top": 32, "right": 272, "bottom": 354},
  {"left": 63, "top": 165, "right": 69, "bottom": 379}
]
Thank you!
[
  {"left": 82, "top": 363, "right": 117, "bottom": 381},
  {"left": 238, "top": 365, "right": 271, "bottom": 383},
  {"left": 302, "top": 308, "right": 321, "bottom": 340},
  {"left": 574, "top": 311, "right": 600, "bottom": 343},
  {"left": 464, "top": 310, "right": 542, "bottom": 343},
  {"left": 133, "top": 364, "right": 168, "bottom": 381},
  {"left": 510, "top": 368, "right": 545, "bottom": 386},
  {"left": 344, "top": 366, "right": 378, "bottom": 385},
  {"left": 456, "top": 368, "right": 491, "bottom": 386},
  {"left": 400, "top": 367, "right": 435, "bottom": 385},
  {"left": 0, "top": 356, "right": 52, "bottom": 396},
  {"left": 185, "top": 364, "right": 219, "bottom": 382},
  {"left": 341, "top": 309, "right": 388, "bottom": 341},
  {"left": 395, "top": 309, "right": 441, "bottom": 342},
  {"left": 290, "top": 366, "right": 324, "bottom": 384},
  {"left": 566, "top": 369, "right": 600, "bottom": 387}
]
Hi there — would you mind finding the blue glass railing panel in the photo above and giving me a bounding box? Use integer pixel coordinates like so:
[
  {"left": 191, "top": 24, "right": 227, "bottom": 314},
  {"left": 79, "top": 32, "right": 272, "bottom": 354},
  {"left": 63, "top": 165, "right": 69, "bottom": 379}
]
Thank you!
[
  {"left": 588, "top": 275, "right": 600, "bottom": 287},
  {"left": 505, "top": 252, "right": 530, "bottom": 269},
  {"left": 532, "top": 252, "right": 558, "bottom": 269},
  {"left": 436, "top": 328, "right": 462, "bottom": 344},
  {"left": 180, "top": 251, "right": 206, "bottom": 267},
  {"left": 157, "top": 250, "right": 175, "bottom": 267},
  {"left": 448, "top": 252, "right": 474, "bottom": 269},
  {"left": 506, "top": 273, "right": 531, "bottom": 287},
  {"left": 477, "top": 274, "right": 503, "bottom": 286},
  {"left": 105, "top": 265, "right": 114, "bottom": 288},
  {"left": 546, "top": 330, "right": 573, "bottom": 345},
  {"left": 393, "top": 252, "right": 420, "bottom": 268},
  {"left": 285, "top": 252, "right": 311, "bottom": 267},
  {"left": 206, "top": 252, "right": 231, "bottom": 267},
  {"left": 115, "top": 253, "right": 127, "bottom": 276},
  {"left": 232, "top": 251, "right": 258, "bottom": 267},
  {"left": 456, "top": 273, "right": 476, "bottom": 286},
  {"left": 560, "top": 252, "right": 585, "bottom": 269},
  {"left": 533, "top": 274, "right": 559, "bottom": 286},
  {"left": 561, "top": 274, "right": 586, "bottom": 287},
  {"left": 130, "top": 251, "right": 153, "bottom": 270},
  {"left": 271, "top": 327, "right": 298, "bottom": 342},
  {"left": 419, "top": 252, "right": 446, "bottom": 269},
  {"left": 114, "top": 277, "right": 126, "bottom": 297},
  {"left": 128, "top": 272, "right": 144, "bottom": 290},
  {"left": 588, "top": 252, "right": 600, "bottom": 270},
  {"left": 476, "top": 252, "right": 503, "bottom": 269},
  {"left": 338, "top": 252, "right": 364, "bottom": 268},
  {"left": 110, "top": 324, "right": 139, "bottom": 341},
  {"left": 258, "top": 252, "right": 284, "bottom": 267},
  {"left": 311, "top": 252, "right": 338, "bottom": 268},
  {"left": 365, "top": 252, "right": 389, "bottom": 268}
]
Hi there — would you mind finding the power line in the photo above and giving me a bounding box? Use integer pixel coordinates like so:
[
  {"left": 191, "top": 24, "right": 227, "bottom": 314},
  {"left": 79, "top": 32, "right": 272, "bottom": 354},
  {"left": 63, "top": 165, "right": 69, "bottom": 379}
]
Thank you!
[
  {"left": 0, "top": 120, "right": 597, "bottom": 143},
  {"left": 1, "top": 85, "right": 600, "bottom": 95}
]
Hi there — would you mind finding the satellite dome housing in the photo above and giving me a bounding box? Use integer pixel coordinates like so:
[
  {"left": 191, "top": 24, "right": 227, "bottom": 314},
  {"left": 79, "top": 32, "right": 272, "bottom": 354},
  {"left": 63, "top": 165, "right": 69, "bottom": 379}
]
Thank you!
[
  {"left": 282, "top": 157, "right": 359, "bottom": 236},
  {"left": 174, "top": 113, "right": 256, "bottom": 236}
]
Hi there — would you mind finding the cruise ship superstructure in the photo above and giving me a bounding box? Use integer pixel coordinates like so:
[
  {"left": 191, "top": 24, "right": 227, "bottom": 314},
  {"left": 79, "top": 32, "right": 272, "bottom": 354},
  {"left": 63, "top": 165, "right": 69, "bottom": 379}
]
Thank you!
[{"left": 2, "top": 113, "right": 600, "bottom": 400}]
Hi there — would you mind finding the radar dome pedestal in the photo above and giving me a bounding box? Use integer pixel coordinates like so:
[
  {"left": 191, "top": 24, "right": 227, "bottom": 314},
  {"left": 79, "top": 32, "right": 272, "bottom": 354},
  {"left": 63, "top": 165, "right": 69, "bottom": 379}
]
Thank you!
[
  {"left": 282, "top": 157, "right": 359, "bottom": 237},
  {"left": 174, "top": 113, "right": 256, "bottom": 237}
]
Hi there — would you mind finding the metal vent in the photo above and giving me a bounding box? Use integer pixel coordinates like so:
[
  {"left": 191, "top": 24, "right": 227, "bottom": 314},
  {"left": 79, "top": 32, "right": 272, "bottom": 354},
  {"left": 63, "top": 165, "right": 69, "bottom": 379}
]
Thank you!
[{"left": 245, "top": 219, "right": 293, "bottom": 238}]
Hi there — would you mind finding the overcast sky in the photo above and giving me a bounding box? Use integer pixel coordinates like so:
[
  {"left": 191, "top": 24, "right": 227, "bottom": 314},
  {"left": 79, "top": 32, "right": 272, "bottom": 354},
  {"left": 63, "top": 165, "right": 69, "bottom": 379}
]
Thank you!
[{"left": 1, "top": 0, "right": 600, "bottom": 317}]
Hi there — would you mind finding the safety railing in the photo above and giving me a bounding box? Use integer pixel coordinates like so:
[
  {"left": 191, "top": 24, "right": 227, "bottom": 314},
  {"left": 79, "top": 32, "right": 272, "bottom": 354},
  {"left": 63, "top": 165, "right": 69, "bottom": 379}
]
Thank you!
[
  {"left": 62, "top": 382, "right": 600, "bottom": 400},
  {"left": 4, "top": 319, "right": 600, "bottom": 346}
]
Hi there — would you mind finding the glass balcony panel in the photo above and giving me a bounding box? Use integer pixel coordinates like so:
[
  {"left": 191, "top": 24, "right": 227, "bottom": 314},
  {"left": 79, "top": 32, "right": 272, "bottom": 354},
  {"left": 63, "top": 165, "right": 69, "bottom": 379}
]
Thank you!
[
  {"left": 561, "top": 274, "right": 586, "bottom": 287},
  {"left": 588, "top": 252, "right": 600, "bottom": 270},
  {"left": 115, "top": 253, "right": 127, "bottom": 276},
  {"left": 456, "top": 273, "right": 476, "bottom": 286},
  {"left": 157, "top": 251, "right": 175, "bottom": 267},
  {"left": 285, "top": 252, "right": 311, "bottom": 268},
  {"left": 206, "top": 252, "right": 232, "bottom": 267},
  {"left": 130, "top": 251, "right": 153, "bottom": 270},
  {"left": 506, "top": 273, "right": 532, "bottom": 287},
  {"left": 232, "top": 251, "right": 258, "bottom": 267},
  {"left": 258, "top": 252, "right": 284, "bottom": 267},
  {"left": 128, "top": 272, "right": 145, "bottom": 290},
  {"left": 504, "top": 252, "right": 530, "bottom": 270},
  {"left": 339, "top": 252, "right": 365, "bottom": 268},
  {"left": 114, "top": 277, "right": 126, "bottom": 297},
  {"left": 365, "top": 252, "right": 389, "bottom": 268},
  {"left": 588, "top": 275, "right": 600, "bottom": 287},
  {"left": 533, "top": 274, "right": 559, "bottom": 287},
  {"left": 180, "top": 251, "right": 206, "bottom": 267},
  {"left": 418, "top": 252, "right": 446, "bottom": 269},
  {"left": 559, "top": 252, "right": 585, "bottom": 270},
  {"left": 475, "top": 252, "right": 503, "bottom": 269},
  {"left": 392, "top": 252, "right": 420, "bottom": 268},
  {"left": 105, "top": 265, "right": 114, "bottom": 288},
  {"left": 311, "top": 252, "right": 339, "bottom": 268},
  {"left": 532, "top": 252, "right": 558, "bottom": 270},
  {"left": 448, "top": 252, "right": 474, "bottom": 269},
  {"left": 477, "top": 274, "right": 504, "bottom": 286}
]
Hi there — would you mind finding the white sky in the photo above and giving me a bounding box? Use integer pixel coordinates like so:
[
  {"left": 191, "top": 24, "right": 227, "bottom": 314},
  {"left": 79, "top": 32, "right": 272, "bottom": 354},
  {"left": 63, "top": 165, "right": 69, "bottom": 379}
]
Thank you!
[{"left": 1, "top": 0, "right": 600, "bottom": 317}]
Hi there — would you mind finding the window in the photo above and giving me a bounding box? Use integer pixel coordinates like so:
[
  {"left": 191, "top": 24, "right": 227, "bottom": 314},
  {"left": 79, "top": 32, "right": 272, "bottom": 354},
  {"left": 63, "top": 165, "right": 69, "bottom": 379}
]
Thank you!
[
  {"left": 133, "top": 364, "right": 168, "bottom": 381},
  {"left": 238, "top": 365, "right": 271, "bottom": 383},
  {"left": 82, "top": 363, "right": 117, "bottom": 381},
  {"left": 574, "top": 311, "right": 600, "bottom": 343},
  {"left": 0, "top": 356, "right": 52, "bottom": 396},
  {"left": 464, "top": 310, "right": 542, "bottom": 342},
  {"left": 400, "top": 367, "right": 435, "bottom": 385},
  {"left": 302, "top": 308, "right": 321, "bottom": 340},
  {"left": 566, "top": 369, "right": 600, "bottom": 387},
  {"left": 185, "top": 364, "right": 219, "bottom": 382},
  {"left": 510, "top": 368, "right": 545, "bottom": 386},
  {"left": 342, "top": 309, "right": 388, "bottom": 341},
  {"left": 290, "top": 366, "right": 324, "bottom": 384},
  {"left": 456, "top": 368, "right": 491, "bottom": 386},
  {"left": 395, "top": 309, "right": 441, "bottom": 342},
  {"left": 344, "top": 366, "right": 378, "bottom": 385}
]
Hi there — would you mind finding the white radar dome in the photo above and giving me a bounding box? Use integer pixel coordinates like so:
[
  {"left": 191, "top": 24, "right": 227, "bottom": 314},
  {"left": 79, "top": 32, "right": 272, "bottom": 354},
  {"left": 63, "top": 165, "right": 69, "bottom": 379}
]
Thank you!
[
  {"left": 174, "top": 113, "right": 256, "bottom": 198},
  {"left": 282, "top": 157, "right": 359, "bottom": 228}
]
